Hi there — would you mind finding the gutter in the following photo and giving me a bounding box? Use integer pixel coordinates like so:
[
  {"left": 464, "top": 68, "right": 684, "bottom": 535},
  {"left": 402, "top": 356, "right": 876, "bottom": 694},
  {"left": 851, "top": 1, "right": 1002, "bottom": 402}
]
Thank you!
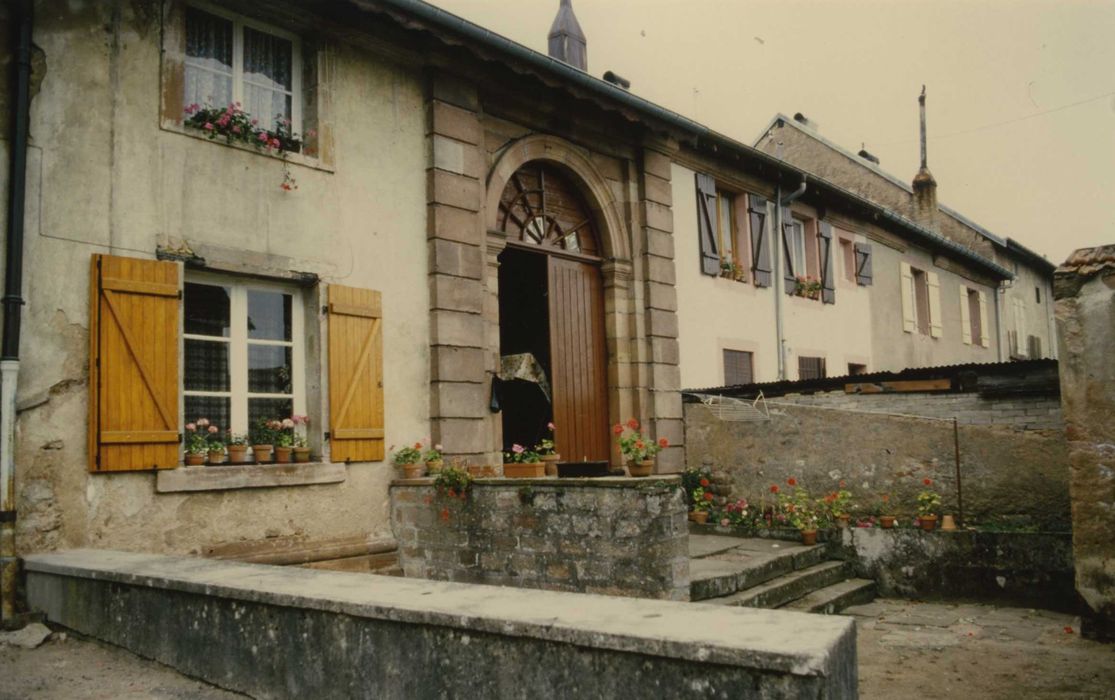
[
  {"left": 368, "top": 0, "right": 1013, "bottom": 282},
  {"left": 1, "top": 0, "right": 32, "bottom": 627}
]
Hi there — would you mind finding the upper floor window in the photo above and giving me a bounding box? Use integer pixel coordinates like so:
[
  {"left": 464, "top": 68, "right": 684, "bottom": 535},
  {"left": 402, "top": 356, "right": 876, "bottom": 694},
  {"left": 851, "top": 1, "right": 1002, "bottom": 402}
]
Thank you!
[
  {"left": 184, "top": 275, "right": 306, "bottom": 439},
  {"left": 789, "top": 218, "right": 808, "bottom": 277},
  {"left": 960, "top": 285, "right": 989, "bottom": 348},
  {"left": 185, "top": 5, "right": 302, "bottom": 133},
  {"left": 695, "top": 173, "right": 773, "bottom": 286},
  {"left": 900, "top": 262, "right": 942, "bottom": 337}
]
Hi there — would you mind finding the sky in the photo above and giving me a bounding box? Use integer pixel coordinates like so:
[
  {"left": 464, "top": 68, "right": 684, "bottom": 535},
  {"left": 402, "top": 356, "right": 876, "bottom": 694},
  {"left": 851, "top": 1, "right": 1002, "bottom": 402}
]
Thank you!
[{"left": 429, "top": 0, "right": 1115, "bottom": 265}]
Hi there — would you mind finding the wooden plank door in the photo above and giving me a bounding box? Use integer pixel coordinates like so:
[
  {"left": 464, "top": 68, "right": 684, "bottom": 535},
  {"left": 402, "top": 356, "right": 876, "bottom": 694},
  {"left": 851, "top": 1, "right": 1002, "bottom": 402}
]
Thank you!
[{"left": 548, "top": 256, "right": 610, "bottom": 461}]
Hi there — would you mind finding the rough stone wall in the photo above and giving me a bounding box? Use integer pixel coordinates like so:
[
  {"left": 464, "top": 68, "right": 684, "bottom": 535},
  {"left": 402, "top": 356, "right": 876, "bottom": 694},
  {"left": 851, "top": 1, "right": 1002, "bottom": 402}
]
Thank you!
[
  {"left": 841, "top": 528, "right": 1078, "bottom": 612},
  {"left": 771, "top": 391, "right": 1064, "bottom": 431},
  {"left": 684, "top": 402, "right": 1070, "bottom": 530},
  {"left": 1054, "top": 246, "right": 1115, "bottom": 640},
  {"left": 391, "top": 477, "right": 689, "bottom": 600}
]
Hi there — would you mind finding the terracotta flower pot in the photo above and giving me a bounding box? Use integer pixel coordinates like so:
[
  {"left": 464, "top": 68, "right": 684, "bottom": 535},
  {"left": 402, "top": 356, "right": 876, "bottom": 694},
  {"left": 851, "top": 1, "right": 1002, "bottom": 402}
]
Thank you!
[
  {"left": 836, "top": 514, "right": 851, "bottom": 529},
  {"left": 879, "top": 515, "right": 896, "bottom": 529},
  {"left": 227, "top": 445, "right": 249, "bottom": 464},
  {"left": 919, "top": 514, "right": 938, "bottom": 532},
  {"left": 627, "top": 460, "right": 654, "bottom": 478},
  {"left": 940, "top": 514, "right": 957, "bottom": 532},
  {"left": 274, "top": 446, "right": 293, "bottom": 463},
  {"left": 801, "top": 529, "right": 818, "bottom": 546},
  {"left": 207, "top": 450, "right": 225, "bottom": 466},
  {"left": 293, "top": 447, "right": 311, "bottom": 463},
  {"left": 540, "top": 453, "right": 561, "bottom": 477},
  {"left": 252, "top": 445, "right": 273, "bottom": 463},
  {"left": 426, "top": 459, "right": 444, "bottom": 474},
  {"left": 185, "top": 453, "right": 205, "bottom": 466},
  {"left": 692, "top": 511, "right": 709, "bottom": 525},
  {"left": 503, "top": 462, "right": 545, "bottom": 478},
  {"left": 402, "top": 462, "right": 425, "bottom": 479}
]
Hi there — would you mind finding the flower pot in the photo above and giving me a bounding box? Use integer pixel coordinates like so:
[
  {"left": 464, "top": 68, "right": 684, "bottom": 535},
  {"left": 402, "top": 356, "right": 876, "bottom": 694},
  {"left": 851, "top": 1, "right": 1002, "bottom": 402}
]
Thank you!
[
  {"left": 185, "top": 453, "right": 206, "bottom": 466},
  {"left": 426, "top": 459, "right": 444, "bottom": 474},
  {"left": 540, "top": 454, "right": 561, "bottom": 477},
  {"left": 627, "top": 460, "right": 654, "bottom": 478},
  {"left": 275, "top": 446, "right": 293, "bottom": 463},
  {"left": 252, "top": 445, "right": 273, "bottom": 463},
  {"left": 879, "top": 515, "right": 896, "bottom": 529},
  {"left": 227, "top": 445, "right": 250, "bottom": 464},
  {"left": 836, "top": 514, "right": 851, "bottom": 529},
  {"left": 801, "top": 529, "right": 818, "bottom": 546},
  {"left": 691, "top": 511, "right": 709, "bottom": 525},
  {"left": 503, "top": 462, "right": 545, "bottom": 478},
  {"left": 940, "top": 514, "right": 957, "bottom": 532},
  {"left": 207, "top": 451, "right": 225, "bottom": 466},
  {"left": 919, "top": 514, "right": 938, "bottom": 532},
  {"left": 402, "top": 462, "right": 426, "bottom": 479},
  {"left": 293, "top": 447, "right": 311, "bottom": 463}
]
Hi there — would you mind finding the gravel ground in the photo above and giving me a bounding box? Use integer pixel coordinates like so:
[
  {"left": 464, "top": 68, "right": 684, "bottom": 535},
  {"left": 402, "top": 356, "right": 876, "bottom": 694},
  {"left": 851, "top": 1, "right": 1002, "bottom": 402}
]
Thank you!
[{"left": 3, "top": 600, "right": 1114, "bottom": 698}]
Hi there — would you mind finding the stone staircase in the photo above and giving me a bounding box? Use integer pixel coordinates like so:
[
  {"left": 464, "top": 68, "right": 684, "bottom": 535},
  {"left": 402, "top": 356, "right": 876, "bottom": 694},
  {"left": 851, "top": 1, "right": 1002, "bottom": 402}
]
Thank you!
[{"left": 689, "top": 534, "right": 875, "bottom": 613}]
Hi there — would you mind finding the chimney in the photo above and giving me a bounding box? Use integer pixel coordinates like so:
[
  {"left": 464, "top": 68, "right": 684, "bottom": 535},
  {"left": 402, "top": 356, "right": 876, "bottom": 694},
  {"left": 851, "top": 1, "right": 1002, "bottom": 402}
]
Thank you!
[
  {"left": 912, "top": 85, "right": 938, "bottom": 228},
  {"left": 548, "top": 0, "right": 587, "bottom": 71},
  {"left": 858, "top": 144, "right": 880, "bottom": 166}
]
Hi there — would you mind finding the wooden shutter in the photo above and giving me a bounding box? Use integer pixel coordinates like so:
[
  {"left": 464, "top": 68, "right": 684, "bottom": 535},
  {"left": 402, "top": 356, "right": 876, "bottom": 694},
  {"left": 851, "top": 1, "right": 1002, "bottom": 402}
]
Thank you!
[
  {"left": 695, "top": 172, "right": 720, "bottom": 276},
  {"left": 798, "top": 356, "right": 826, "bottom": 380},
  {"left": 959, "top": 285, "right": 972, "bottom": 345},
  {"left": 327, "top": 284, "right": 384, "bottom": 463},
  {"left": 781, "top": 206, "right": 796, "bottom": 294},
  {"left": 723, "top": 349, "right": 754, "bottom": 386},
  {"left": 977, "top": 291, "right": 990, "bottom": 347},
  {"left": 900, "top": 262, "right": 915, "bottom": 333},
  {"left": 748, "top": 195, "right": 772, "bottom": 287},
  {"left": 927, "top": 271, "right": 943, "bottom": 338},
  {"left": 818, "top": 221, "right": 835, "bottom": 304},
  {"left": 89, "top": 254, "right": 181, "bottom": 472},
  {"left": 854, "top": 242, "right": 873, "bottom": 285}
]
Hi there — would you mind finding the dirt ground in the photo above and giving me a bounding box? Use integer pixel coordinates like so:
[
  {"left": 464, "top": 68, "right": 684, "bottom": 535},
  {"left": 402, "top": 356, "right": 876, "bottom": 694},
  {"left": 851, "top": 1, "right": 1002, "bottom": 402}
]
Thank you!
[{"left": 3, "top": 599, "right": 1114, "bottom": 698}]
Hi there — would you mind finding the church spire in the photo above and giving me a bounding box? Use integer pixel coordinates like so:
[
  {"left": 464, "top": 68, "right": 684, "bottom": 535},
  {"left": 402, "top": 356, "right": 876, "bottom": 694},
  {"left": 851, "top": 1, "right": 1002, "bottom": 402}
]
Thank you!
[{"left": 548, "top": 0, "right": 587, "bottom": 71}]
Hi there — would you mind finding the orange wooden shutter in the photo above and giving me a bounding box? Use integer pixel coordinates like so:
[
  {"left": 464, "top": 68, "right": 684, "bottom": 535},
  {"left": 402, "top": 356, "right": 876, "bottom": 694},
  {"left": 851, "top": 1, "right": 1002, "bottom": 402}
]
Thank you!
[
  {"left": 327, "top": 284, "right": 384, "bottom": 463},
  {"left": 88, "top": 254, "right": 181, "bottom": 472}
]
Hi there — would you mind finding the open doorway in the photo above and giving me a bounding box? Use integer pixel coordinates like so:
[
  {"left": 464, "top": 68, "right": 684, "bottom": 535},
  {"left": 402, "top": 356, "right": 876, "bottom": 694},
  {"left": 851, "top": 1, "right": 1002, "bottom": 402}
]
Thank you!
[{"left": 497, "top": 247, "right": 552, "bottom": 452}]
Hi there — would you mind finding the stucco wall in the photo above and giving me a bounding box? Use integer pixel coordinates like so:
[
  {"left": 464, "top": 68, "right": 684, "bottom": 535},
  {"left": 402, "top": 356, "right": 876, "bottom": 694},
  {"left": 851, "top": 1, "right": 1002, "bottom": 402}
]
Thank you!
[{"left": 14, "top": 3, "right": 429, "bottom": 555}]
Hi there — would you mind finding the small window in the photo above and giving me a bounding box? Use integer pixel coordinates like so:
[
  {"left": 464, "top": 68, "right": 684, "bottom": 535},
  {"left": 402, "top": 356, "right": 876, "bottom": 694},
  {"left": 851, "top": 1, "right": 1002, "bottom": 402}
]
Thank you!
[
  {"left": 911, "top": 267, "right": 931, "bottom": 335},
  {"left": 798, "top": 356, "right": 826, "bottom": 380},
  {"left": 723, "top": 350, "right": 754, "bottom": 386},
  {"left": 847, "top": 363, "right": 867, "bottom": 376},
  {"left": 967, "top": 288, "right": 982, "bottom": 345},
  {"left": 184, "top": 6, "right": 302, "bottom": 134},
  {"left": 1035, "top": 286, "right": 1041, "bottom": 304},
  {"left": 716, "top": 190, "right": 736, "bottom": 269},
  {"left": 184, "top": 277, "right": 305, "bottom": 438},
  {"left": 841, "top": 239, "right": 856, "bottom": 283},
  {"left": 790, "top": 219, "right": 808, "bottom": 277}
]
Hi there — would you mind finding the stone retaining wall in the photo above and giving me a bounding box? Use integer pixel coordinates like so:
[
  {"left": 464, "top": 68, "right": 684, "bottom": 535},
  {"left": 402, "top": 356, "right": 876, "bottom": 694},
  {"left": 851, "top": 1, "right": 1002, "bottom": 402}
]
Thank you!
[
  {"left": 771, "top": 392, "right": 1063, "bottom": 431},
  {"left": 25, "top": 550, "right": 858, "bottom": 698},
  {"left": 391, "top": 476, "right": 689, "bottom": 600}
]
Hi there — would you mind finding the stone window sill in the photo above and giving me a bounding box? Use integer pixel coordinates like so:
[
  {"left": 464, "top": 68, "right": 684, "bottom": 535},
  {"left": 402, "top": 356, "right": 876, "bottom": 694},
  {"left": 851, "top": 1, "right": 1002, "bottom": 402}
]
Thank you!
[
  {"left": 160, "top": 120, "right": 335, "bottom": 174},
  {"left": 156, "top": 462, "right": 346, "bottom": 494}
]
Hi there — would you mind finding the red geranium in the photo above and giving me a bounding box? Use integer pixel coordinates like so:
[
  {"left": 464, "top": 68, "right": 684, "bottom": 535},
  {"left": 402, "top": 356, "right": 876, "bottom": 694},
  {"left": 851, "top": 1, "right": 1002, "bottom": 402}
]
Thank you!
[
  {"left": 787, "top": 477, "right": 797, "bottom": 487},
  {"left": 770, "top": 484, "right": 780, "bottom": 494},
  {"left": 658, "top": 437, "right": 669, "bottom": 448},
  {"left": 699, "top": 478, "right": 710, "bottom": 487},
  {"left": 613, "top": 423, "right": 623, "bottom": 435},
  {"left": 923, "top": 478, "right": 933, "bottom": 486},
  {"left": 703, "top": 492, "right": 714, "bottom": 501},
  {"left": 626, "top": 418, "right": 639, "bottom": 430}
]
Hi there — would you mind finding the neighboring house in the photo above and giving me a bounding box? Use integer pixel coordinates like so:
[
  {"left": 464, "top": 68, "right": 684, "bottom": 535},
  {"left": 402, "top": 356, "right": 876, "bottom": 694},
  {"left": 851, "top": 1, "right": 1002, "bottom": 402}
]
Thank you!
[
  {"left": 0, "top": 0, "right": 1051, "bottom": 599},
  {"left": 753, "top": 113, "right": 1056, "bottom": 366}
]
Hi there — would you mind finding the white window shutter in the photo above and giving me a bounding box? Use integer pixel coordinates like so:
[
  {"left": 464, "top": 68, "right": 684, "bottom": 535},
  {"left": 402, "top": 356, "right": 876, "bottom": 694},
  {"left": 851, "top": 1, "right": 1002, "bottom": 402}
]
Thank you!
[
  {"left": 977, "top": 291, "right": 990, "bottom": 347},
  {"left": 927, "top": 271, "right": 943, "bottom": 338},
  {"left": 900, "top": 262, "right": 915, "bottom": 333},
  {"left": 959, "top": 285, "right": 971, "bottom": 345}
]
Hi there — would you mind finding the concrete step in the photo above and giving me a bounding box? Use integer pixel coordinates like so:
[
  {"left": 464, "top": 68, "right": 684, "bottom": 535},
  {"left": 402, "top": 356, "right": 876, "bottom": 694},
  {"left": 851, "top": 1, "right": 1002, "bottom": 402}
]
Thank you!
[
  {"left": 689, "top": 538, "right": 830, "bottom": 602},
  {"left": 704, "top": 561, "right": 851, "bottom": 609},
  {"left": 782, "top": 578, "right": 877, "bottom": 615}
]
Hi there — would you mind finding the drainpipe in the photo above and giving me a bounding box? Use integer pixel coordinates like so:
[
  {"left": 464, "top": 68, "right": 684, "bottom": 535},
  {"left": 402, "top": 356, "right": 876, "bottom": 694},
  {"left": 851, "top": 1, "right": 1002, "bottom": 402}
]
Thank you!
[
  {"left": 774, "top": 178, "right": 807, "bottom": 380},
  {"left": 1, "top": 0, "right": 33, "bottom": 627},
  {"left": 993, "top": 281, "right": 1006, "bottom": 362}
]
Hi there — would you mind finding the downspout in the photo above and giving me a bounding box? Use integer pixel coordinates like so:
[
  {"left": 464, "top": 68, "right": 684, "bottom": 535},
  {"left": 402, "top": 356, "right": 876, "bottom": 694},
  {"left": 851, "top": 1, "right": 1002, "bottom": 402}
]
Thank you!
[
  {"left": 1, "top": 0, "right": 32, "bottom": 627},
  {"left": 774, "top": 178, "right": 807, "bottom": 380},
  {"left": 993, "top": 281, "right": 1006, "bottom": 362}
]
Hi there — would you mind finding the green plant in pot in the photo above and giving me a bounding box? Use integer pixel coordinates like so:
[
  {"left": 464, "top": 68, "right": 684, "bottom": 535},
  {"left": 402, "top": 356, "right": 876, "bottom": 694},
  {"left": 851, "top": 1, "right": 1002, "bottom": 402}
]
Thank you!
[
  {"left": 917, "top": 479, "right": 941, "bottom": 531},
  {"left": 690, "top": 486, "right": 713, "bottom": 524},
  {"left": 250, "top": 418, "right": 277, "bottom": 463},
  {"left": 183, "top": 420, "right": 209, "bottom": 466},
  {"left": 226, "top": 433, "right": 250, "bottom": 464},
  {"left": 392, "top": 442, "right": 425, "bottom": 479},
  {"left": 776, "top": 477, "right": 821, "bottom": 545},
  {"left": 423, "top": 442, "right": 444, "bottom": 474},
  {"left": 614, "top": 418, "right": 668, "bottom": 477},
  {"left": 274, "top": 418, "right": 296, "bottom": 463},
  {"left": 535, "top": 421, "right": 560, "bottom": 476},
  {"left": 203, "top": 419, "right": 225, "bottom": 465},
  {"left": 503, "top": 444, "right": 543, "bottom": 478}
]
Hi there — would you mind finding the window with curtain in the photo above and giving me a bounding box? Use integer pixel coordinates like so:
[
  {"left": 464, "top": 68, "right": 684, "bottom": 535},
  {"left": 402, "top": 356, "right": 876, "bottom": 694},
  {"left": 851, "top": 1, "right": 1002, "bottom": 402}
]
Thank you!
[{"left": 184, "top": 5, "right": 301, "bottom": 133}]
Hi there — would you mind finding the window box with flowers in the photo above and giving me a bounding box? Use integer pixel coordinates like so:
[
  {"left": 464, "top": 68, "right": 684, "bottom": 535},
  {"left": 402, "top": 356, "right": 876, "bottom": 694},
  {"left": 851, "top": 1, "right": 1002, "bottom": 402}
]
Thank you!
[
  {"left": 160, "top": 3, "right": 334, "bottom": 177},
  {"left": 793, "top": 275, "right": 823, "bottom": 300}
]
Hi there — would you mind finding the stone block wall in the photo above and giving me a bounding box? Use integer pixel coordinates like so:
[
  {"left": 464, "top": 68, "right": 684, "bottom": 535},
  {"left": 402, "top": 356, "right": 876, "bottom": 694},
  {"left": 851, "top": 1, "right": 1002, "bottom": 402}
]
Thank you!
[
  {"left": 684, "top": 401, "right": 1071, "bottom": 530},
  {"left": 391, "top": 477, "right": 689, "bottom": 600},
  {"left": 1054, "top": 245, "right": 1115, "bottom": 640}
]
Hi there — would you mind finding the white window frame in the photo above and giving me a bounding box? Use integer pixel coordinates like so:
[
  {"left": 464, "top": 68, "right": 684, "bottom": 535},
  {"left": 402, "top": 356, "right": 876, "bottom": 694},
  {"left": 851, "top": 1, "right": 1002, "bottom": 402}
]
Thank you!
[
  {"left": 184, "top": 2, "right": 303, "bottom": 134},
  {"left": 182, "top": 272, "right": 306, "bottom": 439},
  {"left": 790, "top": 219, "right": 807, "bottom": 276}
]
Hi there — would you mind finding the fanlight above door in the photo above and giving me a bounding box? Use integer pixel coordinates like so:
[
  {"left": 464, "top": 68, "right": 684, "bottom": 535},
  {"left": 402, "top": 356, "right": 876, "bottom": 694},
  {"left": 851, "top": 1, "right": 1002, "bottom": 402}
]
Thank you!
[{"left": 498, "top": 164, "right": 600, "bottom": 257}]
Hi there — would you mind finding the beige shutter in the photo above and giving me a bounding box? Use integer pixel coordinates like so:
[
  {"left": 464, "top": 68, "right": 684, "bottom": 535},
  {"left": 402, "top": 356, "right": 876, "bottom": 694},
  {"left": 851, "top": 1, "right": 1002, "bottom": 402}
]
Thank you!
[
  {"left": 327, "top": 284, "right": 384, "bottom": 463},
  {"left": 959, "top": 285, "right": 972, "bottom": 345},
  {"left": 978, "top": 291, "right": 990, "bottom": 347},
  {"left": 900, "top": 262, "right": 915, "bottom": 333},
  {"left": 89, "top": 254, "right": 181, "bottom": 472},
  {"left": 927, "top": 271, "right": 943, "bottom": 338}
]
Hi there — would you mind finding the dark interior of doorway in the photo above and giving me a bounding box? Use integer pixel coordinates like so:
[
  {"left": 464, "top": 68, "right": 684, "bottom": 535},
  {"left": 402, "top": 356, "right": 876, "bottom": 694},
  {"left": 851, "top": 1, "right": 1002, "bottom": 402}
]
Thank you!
[{"left": 497, "top": 247, "right": 552, "bottom": 453}]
